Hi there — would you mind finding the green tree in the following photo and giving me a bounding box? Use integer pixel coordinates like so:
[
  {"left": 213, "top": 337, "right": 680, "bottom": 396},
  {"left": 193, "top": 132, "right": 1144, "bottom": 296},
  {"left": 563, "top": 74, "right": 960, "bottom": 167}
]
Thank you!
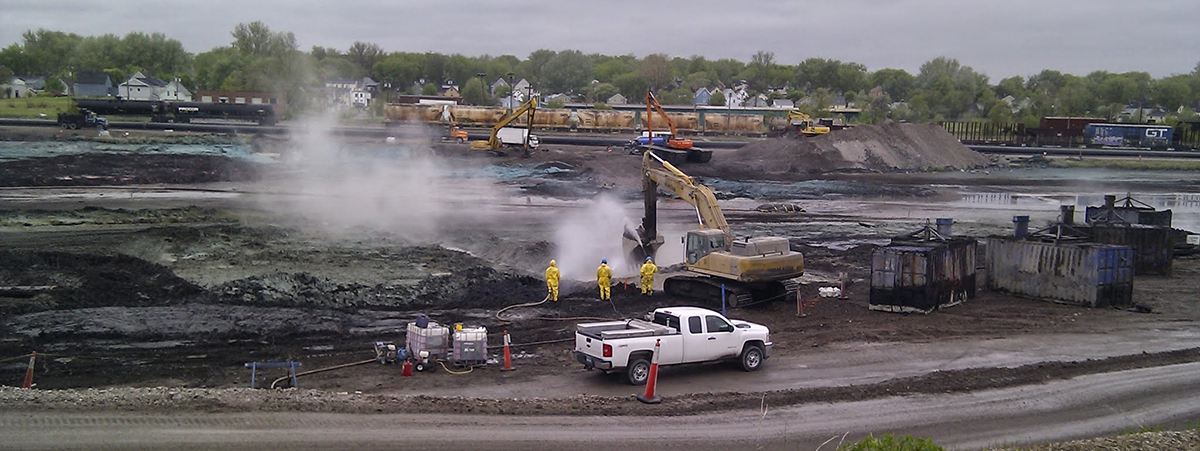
[
  {"left": 613, "top": 72, "right": 648, "bottom": 100},
  {"left": 638, "top": 53, "right": 671, "bottom": 91},
  {"left": 994, "top": 75, "right": 1026, "bottom": 100},
  {"left": 346, "top": 41, "right": 384, "bottom": 79},
  {"left": 461, "top": 77, "right": 489, "bottom": 105},
  {"left": 540, "top": 50, "right": 591, "bottom": 93},
  {"left": 870, "top": 68, "right": 915, "bottom": 101},
  {"left": 372, "top": 52, "right": 423, "bottom": 87},
  {"left": 708, "top": 90, "right": 726, "bottom": 106},
  {"left": 421, "top": 83, "right": 438, "bottom": 95},
  {"left": 590, "top": 83, "right": 618, "bottom": 103}
]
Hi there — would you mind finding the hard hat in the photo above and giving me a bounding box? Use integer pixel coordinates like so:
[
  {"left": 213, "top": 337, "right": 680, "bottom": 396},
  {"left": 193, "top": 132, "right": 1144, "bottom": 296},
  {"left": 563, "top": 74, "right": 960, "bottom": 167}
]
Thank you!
[
  {"left": 646, "top": 256, "right": 653, "bottom": 262},
  {"left": 601, "top": 259, "right": 607, "bottom": 264},
  {"left": 550, "top": 259, "right": 556, "bottom": 266}
]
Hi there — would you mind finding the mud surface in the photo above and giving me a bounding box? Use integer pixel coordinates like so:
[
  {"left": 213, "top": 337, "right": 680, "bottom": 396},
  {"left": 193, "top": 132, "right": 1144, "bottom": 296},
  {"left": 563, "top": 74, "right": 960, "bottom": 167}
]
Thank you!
[{"left": 1, "top": 125, "right": 1199, "bottom": 430}]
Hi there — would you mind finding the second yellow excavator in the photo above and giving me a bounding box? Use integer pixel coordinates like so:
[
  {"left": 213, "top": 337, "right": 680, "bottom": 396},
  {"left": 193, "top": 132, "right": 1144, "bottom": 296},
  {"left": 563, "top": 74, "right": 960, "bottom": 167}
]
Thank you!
[
  {"left": 623, "top": 151, "right": 804, "bottom": 307},
  {"left": 787, "top": 109, "right": 831, "bottom": 137},
  {"left": 471, "top": 96, "right": 539, "bottom": 151}
]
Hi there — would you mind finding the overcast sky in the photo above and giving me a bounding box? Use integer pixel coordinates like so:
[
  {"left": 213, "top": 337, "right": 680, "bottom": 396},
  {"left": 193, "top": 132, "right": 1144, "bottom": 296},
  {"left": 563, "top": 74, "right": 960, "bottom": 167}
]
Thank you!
[{"left": 2, "top": 0, "right": 1197, "bottom": 80}]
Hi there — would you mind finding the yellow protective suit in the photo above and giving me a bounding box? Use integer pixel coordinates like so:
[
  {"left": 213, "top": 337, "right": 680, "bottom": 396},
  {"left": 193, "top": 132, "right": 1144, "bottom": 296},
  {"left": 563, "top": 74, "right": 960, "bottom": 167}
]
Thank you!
[
  {"left": 639, "top": 260, "right": 657, "bottom": 295},
  {"left": 596, "top": 263, "right": 612, "bottom": 300},
  {"left": 545, "top": 260, "right": 561, "bottom": 302}
]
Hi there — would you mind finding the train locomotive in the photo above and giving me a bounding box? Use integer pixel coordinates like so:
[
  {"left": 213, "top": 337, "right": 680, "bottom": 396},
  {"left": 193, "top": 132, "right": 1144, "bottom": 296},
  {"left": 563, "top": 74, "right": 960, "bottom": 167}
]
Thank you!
[{"left": 73, "top": 99, "right": 278, "bottom": 126}]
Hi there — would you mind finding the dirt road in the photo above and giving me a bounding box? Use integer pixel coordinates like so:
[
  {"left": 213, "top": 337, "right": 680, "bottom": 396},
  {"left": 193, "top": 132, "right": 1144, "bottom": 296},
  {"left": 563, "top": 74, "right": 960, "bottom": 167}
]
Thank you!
[{"left": 3, "top": 363, "right": 1198, "bottom": 450}]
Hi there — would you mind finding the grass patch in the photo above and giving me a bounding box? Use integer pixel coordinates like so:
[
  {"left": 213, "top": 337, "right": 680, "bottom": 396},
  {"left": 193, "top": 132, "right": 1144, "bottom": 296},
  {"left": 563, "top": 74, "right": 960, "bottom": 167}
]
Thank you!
[
  {"left": 0, "top": 96, "right": 76, "bottom": 119},
  {"left": 1049, "top": 158, "right": 1200, "bottom": 171},
  {"left": 840, "top": 434, "right": 944, "bottom": 451}
]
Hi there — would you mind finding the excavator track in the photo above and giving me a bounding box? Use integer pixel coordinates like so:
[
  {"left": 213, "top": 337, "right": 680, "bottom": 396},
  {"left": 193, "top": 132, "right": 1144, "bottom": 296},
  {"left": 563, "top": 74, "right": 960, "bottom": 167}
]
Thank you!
[{"left": 663, "top": 276, "right": 800, "bottom": 309}]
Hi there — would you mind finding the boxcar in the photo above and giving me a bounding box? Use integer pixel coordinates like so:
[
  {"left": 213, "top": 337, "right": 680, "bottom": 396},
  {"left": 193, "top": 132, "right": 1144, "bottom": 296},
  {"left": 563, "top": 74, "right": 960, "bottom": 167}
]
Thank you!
[{"left": 1083, "top": 123, "right": 1172, "bottom": 150}]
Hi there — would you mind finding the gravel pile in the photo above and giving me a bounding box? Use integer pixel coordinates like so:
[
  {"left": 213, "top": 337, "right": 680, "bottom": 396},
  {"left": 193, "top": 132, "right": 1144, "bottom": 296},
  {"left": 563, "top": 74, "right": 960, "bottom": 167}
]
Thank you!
[{"left": 712, "top": 120, "right": 987, "bottom": 175}]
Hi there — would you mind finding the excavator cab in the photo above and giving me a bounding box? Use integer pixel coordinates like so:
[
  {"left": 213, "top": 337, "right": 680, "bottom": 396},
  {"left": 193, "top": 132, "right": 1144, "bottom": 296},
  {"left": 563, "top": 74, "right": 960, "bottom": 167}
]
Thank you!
[{"left": 685, "top": 229, "right": 727, "bottom": 265}]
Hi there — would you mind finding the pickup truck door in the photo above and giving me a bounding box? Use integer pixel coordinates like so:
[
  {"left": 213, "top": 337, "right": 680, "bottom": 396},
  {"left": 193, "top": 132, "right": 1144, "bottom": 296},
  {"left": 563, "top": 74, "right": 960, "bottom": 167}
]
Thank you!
[
  {"left": 703, "top": 315, "right": 741, "bottom": 360},
  {"left": 681, "top": 315, "right": 708, "bottom": 363}
]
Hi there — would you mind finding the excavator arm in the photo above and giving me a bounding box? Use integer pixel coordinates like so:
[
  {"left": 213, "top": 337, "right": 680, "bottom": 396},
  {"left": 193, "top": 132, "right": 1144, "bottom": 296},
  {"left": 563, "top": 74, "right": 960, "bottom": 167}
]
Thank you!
[
  {"left": 471, "top": 96, "right": 538, "bottom": 150},
  {"left": 644, "top": 92, "right": 693, "bottom": 150},
  {"left": 628, "top": 151, "right": 731, "bottom": 260}
]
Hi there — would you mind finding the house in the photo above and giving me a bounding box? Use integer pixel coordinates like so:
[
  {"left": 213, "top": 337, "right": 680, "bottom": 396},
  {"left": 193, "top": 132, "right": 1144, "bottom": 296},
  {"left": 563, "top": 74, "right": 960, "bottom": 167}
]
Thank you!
[
  {"left": 2, "top": 77, "right": 29, "bottom": 98},
  {"left": 490, "top": 77, "right": 509, "bottom": 95},
  {"left": 543, "top": 93, "right": 572, "bottom": 104},
  {"left": 441, "top": 86, "right": 460, "bottom": 98},
  {"left": 160, "top": 79, "right": 192, "bottom": 101},
  {"left": 771, "top": 98, "right": 794, "bottom": 109},
  {"left": 722, "top": 88, "right": 748, "bottom": 107},
  {"left": 606, "top": 93, "right": 627, "bottom": 105},
  {"left": 18, "top": 76, "right": 47, "bottom": 93},
  {"left": 693, "top": 88, "right": 711, "bottom": 106},
  {"left": 119, "top": 71, "right": 168, "bottom": 100},
  {"left": 745, "top": 94, "right": 771, "bottom": 108},
  {"left": 498, "top": 96, "right": 522, "bottom": 109},
  {"left": 325, "top": 77, "right": 378, "bottom": 108},
  {"left": 72, "top": 72, "right": 113, "bottom": 98},
  {"left": 512, "top": 78, "right": 531, "bottom": 95}
]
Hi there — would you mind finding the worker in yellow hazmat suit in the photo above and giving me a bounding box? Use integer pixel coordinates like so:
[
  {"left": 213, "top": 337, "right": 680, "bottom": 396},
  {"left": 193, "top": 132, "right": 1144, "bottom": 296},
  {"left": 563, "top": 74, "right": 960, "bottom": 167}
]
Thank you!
[
  {"left": 639, "top": 256, "right": 657, "bottom": 296},
  {"left": 546, "top": 260, "right": 561, "bottom": 302},
  {"left": 596, "top": 259, "right": 612, "bottom": 300}
]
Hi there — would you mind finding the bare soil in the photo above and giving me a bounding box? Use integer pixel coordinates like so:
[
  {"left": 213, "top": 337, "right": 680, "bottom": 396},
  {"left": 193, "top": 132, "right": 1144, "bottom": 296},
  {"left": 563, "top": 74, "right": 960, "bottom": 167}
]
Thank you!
[{"left": 1, "top": 124, "right": 1199, "bottom": 422}]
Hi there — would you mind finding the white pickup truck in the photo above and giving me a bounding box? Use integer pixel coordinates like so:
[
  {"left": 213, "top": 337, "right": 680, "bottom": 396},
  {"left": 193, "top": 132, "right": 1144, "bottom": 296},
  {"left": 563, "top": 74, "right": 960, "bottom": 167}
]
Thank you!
[{"left": 573, "top": 307, "right": 772, "bottom": 385}]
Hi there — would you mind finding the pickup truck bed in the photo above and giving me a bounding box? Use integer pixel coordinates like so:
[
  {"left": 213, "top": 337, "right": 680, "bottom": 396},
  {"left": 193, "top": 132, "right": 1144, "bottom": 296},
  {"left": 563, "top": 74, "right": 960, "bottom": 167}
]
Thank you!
[{"left": 576, "top": 319, "right": 676, "bottom": 340}]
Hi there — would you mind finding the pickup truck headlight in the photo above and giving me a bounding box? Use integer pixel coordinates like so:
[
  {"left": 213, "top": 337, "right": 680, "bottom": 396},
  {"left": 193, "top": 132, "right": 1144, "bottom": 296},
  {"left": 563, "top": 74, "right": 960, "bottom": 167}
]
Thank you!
[
  {"left": 603, "top": 344, "right": 612, "bottom": 358},
  {"left": 765, "top": 332, "right": 770, "bottom": 343}
]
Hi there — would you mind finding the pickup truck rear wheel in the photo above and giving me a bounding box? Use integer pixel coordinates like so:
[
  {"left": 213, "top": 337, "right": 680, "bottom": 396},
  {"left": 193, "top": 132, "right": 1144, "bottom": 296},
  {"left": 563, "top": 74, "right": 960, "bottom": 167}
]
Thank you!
[
  {"left": 625, "top": 358, "right": 650, "bottom": 386},
  {"left": 740, "top": 344, "right": 764, "bottom": 372}
]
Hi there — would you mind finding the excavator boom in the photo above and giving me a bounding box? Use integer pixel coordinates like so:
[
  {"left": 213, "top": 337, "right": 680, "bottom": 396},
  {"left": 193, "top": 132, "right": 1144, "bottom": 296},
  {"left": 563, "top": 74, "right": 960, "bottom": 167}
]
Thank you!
[
  {"left": 626, "top": 151, "right": 804, "bottom": 307},
  {"left": 645, "top": 92, "right": 693, "bottom": 150},
  {"left": 471, "top": 96, "right": 538, "bottom": 150}
]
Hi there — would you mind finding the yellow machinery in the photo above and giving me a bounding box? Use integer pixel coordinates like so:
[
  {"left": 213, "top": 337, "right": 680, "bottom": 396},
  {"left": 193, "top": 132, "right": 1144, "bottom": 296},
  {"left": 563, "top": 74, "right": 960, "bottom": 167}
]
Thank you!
[
  {"left": 624, "top": 151, "right": 804, "bottom": 307},
  {"left": 470, "top": 96, "right": 538, "bottom": 151},
  {"left": 787, "top": 109, "right": 831, "bottom": 137}
]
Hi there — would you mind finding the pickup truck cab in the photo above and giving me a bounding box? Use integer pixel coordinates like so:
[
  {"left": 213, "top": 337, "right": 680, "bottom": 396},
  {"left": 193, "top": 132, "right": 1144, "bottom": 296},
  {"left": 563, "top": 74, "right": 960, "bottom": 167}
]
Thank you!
[{"left": 573, "top": 307, "right": 771, "bottom": 385}]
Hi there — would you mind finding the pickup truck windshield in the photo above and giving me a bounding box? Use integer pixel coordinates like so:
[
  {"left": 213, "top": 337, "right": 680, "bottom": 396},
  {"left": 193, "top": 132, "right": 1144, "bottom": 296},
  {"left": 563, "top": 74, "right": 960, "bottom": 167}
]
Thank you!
[{"left": 652, "top": 312, "right": 681, "bottom": 331}]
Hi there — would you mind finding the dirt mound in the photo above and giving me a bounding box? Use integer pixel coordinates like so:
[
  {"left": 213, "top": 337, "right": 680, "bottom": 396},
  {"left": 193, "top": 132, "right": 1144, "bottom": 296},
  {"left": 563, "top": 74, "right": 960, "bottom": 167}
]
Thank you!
[
  {"left": 215, "top": 262, "right": 537, "bottom": 311},
  {"left": 712, "top": 121, "right": 987, "bottom": 176},
  {"left": 0, "top": 153, "right": 263, "bottom": 186},
  {"left": 0, "top": 250, "right": 207, "bottom": 316}
]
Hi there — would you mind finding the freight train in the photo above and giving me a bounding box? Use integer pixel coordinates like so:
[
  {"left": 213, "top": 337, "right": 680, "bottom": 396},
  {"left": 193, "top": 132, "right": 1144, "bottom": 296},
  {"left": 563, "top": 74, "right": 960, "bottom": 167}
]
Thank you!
[
  {"left": 384, "top": 103, "right": 786, "bottom": 135},
  {"left": 939, "top": 117, "right": 1200, "bottom": 151},
  {"left": 72, "top": 99, "right": 278, "bottom": 126}
]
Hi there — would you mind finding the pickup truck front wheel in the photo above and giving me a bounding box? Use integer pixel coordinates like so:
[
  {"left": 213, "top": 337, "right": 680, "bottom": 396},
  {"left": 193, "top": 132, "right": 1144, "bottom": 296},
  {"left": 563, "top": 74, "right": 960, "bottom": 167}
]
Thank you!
[
  {"left": 625, "top": 358, "right": 650, "bottom": 386},
  {"left": 740, "top": 344, "right": 764, "bottom": 372}
]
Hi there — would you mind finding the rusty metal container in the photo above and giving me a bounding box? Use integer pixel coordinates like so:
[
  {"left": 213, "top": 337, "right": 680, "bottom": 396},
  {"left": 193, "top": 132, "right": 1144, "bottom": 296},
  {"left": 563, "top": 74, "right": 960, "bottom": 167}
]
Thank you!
[
  {"left": 449, "top": 106, "right": 508, "bottom": 127},
  {"left": 985, "top": 239, "right": 1133, "bottom": 308},
  {"left": 702, "top": 113, "right": 765, "bottom": 134},
  {"left": 533, "top": 108, "right": 571, "bottom": 128},
  {"left": 385, "top": 104, "right": 442, "bottom": 123},
  {"left": 644, "top": 112, "right": 699, "bottom": 133},
  {"left": 1085, "top": 225, "right": 1174, "bottom": 275},
  {"left": 870, "top": 238, "right": 978, "bottom": 313}
]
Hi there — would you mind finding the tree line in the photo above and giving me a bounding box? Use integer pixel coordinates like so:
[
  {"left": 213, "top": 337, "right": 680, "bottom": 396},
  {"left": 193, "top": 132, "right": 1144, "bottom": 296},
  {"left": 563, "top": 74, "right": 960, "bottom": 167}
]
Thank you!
[{"left": 2, "top": 22, "right": 1198, "bottom": 126}]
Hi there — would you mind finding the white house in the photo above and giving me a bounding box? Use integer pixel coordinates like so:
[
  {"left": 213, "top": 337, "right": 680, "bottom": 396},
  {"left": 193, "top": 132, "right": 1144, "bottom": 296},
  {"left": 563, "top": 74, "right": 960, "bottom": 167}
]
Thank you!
[
  {"left": 119, "top": 71, "right": 169, "bottom": 100},
  {"left": 160, "top": 79, "right": 193, "bottom": 101},
  {"left": 607, "top": 93, "right": 627, "bottom": 105},
  {"left": 2, "top": 77, "right": 29, "bottom": 98},
  {"left": 351, "top": 90, "right": 372, "bottom": 108}
]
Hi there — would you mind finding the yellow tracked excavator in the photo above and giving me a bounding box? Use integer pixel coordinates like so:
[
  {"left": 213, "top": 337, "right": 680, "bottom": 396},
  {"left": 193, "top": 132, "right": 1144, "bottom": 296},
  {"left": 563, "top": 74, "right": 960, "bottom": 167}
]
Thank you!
[{"left": 623, "top": 151, "right": 804, "bottom": 307}]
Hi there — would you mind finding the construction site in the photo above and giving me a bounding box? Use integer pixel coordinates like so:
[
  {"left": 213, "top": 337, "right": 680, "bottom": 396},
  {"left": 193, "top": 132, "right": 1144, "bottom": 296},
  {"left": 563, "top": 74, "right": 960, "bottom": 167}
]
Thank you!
[{"left": 1, "top": 117, "right": 1200, "bottom": 450}]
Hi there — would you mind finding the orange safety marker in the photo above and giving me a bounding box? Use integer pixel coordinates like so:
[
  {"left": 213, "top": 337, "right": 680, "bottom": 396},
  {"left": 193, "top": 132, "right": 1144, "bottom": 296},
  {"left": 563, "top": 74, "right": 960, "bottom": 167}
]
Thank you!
[
  {"left": 636, "top": 339, "right": 662, "bottom": 404},
  {"left": 501, "top": 330, "right": 515, "bottom": 371},
  {"left": 22, "top": 352, "right": 36, "bottom": 389}
]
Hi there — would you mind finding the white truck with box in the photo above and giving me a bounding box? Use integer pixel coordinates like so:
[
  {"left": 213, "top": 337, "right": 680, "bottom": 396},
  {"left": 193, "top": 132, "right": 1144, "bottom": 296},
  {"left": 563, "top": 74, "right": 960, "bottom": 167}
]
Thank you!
[
  {"left": 573, "top": 307, "right": 771, "bottom": 385},
  {"left": 495, "top": 126, "right": 539, "bottom": 149}
]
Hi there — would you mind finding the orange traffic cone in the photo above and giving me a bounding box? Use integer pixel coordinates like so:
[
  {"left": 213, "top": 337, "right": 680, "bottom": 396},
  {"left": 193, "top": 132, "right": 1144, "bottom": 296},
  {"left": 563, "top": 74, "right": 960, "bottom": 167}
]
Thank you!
[
  {"left": 636, "top": 339, "right": 662, "bottom": 404},
  {"left": 22, "top": 352, "right": 36, "bottom": 389},
  {"left": 401, "top": 360, "right": 413, "bottom": 377},
  {"left": 501, "top": 330, "right": 515, "bottom": 371}
]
